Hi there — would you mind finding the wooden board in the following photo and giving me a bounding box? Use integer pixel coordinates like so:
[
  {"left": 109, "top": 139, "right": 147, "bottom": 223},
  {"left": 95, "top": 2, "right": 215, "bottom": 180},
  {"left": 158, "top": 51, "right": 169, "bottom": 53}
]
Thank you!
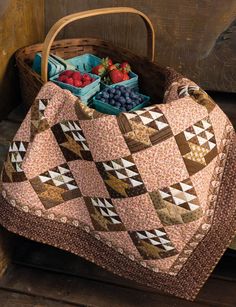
[
  {"left": 45, "top": 0, "right": 236, "bottom": 93},
  {"left": 0, "top": 0, "right": 44, "bottom": 120},
  {"left": 2, "top": 235, "right": 236, "bottom": 307}
]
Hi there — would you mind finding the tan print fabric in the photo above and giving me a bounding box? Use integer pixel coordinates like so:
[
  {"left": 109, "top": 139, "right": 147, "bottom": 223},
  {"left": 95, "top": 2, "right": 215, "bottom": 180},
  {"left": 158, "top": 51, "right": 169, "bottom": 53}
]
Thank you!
[{"left": 1, "top": 67, "right": 236, "bottom": 300}]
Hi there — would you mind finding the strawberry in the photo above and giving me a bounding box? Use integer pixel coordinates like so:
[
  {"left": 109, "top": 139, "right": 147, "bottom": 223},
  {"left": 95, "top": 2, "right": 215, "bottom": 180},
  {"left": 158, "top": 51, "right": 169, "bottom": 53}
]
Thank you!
[
  {"left": 109, "top": 70, "right": 124, "bottom": 84},
  {"left": 82, "top": 73, "right": 91, "bottom": 82},
  {"left": 72, "top": 71, "right": 82, "bottom": 80},
  {"left": 102, "top": 57, "right": 113, "bottom": 68},
  {"left": 92, "top": 64, "right": 106, "bottom": 76},
  {"left": 120, "top": 62, "right": 131, "bottom": 73},
  {"left": 58, "top": 75, "right": 67, "bottom": 82},
  {"left": 65, "top": 77, "right": 74, "bottom": 86},
  {"left": 63, "top": 70, "right": 74, "bottom": 77},
  {"left": 73, "top": 79, "right": 82, "bottom": 87},
  {"left": 81, "top": 80, "right": 91, "bottom": 87},
  {"left": 107, "top": 64, "right": 117, "bottom": 71},
  {"left": 122, "top": 73, "right": 130, "bottom": 81}
]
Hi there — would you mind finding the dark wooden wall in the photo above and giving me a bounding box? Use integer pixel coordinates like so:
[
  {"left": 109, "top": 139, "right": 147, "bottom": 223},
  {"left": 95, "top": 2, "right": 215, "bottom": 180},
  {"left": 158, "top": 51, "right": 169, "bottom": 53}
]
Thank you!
[
  {"left": 0, "top": 0, "right": 44, "bottom": 119},
  {"left": 45, "top": 0, "right": 236, "bottom": 93}
]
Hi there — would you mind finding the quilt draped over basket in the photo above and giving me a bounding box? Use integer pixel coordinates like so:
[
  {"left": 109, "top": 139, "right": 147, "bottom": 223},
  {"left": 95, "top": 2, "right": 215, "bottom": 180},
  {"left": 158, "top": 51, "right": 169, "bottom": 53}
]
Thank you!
[{"left": 1, "top": 67, "right": 236, "bottom": 301}]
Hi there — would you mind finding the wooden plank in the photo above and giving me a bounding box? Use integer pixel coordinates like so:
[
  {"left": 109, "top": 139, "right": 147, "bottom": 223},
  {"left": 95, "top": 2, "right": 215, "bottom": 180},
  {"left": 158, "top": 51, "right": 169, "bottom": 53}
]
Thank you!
[
  {"left": 10, "top": 236, "right": 236, "bottom": 306},
  {"left": 0, "top": 288, "right": 80, "bottom": 307},
  {"left": 0, "top": 264, "right": 209, "bottom": 307},
  {"left": 0, "top": 0, "right": 45, "bottom": 119},
  {"left": 45, "top": 0, "right": 236, "bottom": 92}
]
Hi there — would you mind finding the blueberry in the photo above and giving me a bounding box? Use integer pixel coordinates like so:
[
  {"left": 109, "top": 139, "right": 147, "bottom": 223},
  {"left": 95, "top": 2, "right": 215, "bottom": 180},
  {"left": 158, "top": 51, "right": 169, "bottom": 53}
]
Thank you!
[
  {"left": 120, "top": 107, "right": 126, "bottom": 112},
  {"left": 115, "top": 85, "right": 121, "bottom": 90},
  {"left": 114, "top": 95, "right": 120, "bottom": 101},
  {"left": 110, "top": 88, "right": 116, "bottom": 94},
  {"left": 96, "top": 93, "right": 102, "bottom": 100},
  {"left": 115, "top": 90, "right": 121, "bottom": 96},
  {"left": 115, "top": 102, "right": 121, "bottom": 108},
  {"left": 127, "top": 104, "right": 133, "bottom": 110},
  {"left": 119, "top": 97, "right": 126, "bottom": 104},
  {"left": 120, "top": 85, "right": 125, "bottom": 90},
  {"left": 109, "top": 93, "right": 114, "bottom": 98},
  {"left": 101, "top": 98, "right": 106, "bottom": 102},
  {"left": 126, "top": 98, "right": 132, "bottom": 104},
  {"left": 102, "top": 92, "right": 109, "bottom": 99},
  {"left": 130, "top": 93, "right": 137, "bottom": 99},
  {"left": 109, "top": 99, "right": 115, "bottom": 106}
]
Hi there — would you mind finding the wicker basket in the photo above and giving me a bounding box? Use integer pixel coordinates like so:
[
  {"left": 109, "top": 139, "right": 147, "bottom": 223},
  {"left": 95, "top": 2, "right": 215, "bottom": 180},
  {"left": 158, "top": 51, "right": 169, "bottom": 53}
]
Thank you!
[{"left": 15, "top": 7, "right": 168, "bottom": 109}]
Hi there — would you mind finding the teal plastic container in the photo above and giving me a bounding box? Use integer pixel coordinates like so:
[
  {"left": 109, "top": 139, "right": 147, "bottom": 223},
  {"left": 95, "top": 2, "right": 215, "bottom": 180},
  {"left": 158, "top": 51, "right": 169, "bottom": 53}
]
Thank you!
[
  {"left": 66, "top": 54, "right": 101, "bottom": 73},
  {"left": 50, "top": 71, "right": 100, "bottom": 95},
  {"left": 75, "top": 84, "right": 100, "bottom": 104},
  {"left": 32, "top": 53, "right": 66, "bottom": 78},
  {"left": 91, "top": 93, "right": 150, "bottom": 115}
]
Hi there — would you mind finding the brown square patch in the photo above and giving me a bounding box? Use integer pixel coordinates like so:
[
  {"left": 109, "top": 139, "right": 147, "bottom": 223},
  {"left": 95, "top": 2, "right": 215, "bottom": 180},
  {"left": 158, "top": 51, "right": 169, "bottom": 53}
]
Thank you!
[
  {"left": 30, "top": 163, "right": 81, "bottom": 209},
  {"left": 2, "top": 141, "right": 29, "bottom": 182},
  {"left": 96, "top": 155, "right": 147, "bottom": 198},
  {"left": 175, "top": 116, "right": 218, "bottom": 176},
  {"left": 149, "top": 178, "right": 203, "bottom": 225},
  {"left": 84, "top": 197, "right": 126, "bottom": 231},
  {"left": 51, "top": 120, "right": 93, "bottom": 161},
  {"left": 117, "top": 105, "right": 173, "bottom": 154},
  {"left": 129, "top": 228, "right": 178, "bottom": 260}
]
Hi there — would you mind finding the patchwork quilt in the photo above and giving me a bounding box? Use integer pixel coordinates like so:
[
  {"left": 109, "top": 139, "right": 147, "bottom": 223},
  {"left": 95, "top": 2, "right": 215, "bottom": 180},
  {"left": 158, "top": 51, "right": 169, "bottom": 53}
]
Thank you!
[{"left": 1, "top": 69, "right": 236, "bottom": 300}]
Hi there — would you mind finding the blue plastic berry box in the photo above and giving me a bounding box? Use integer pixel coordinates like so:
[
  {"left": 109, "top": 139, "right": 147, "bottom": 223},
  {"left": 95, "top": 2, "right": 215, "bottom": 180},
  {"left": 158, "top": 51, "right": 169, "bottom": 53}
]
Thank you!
[
  {"left": 66, "top": 54, "right": 102, "bottom": 73},
  {"left": 50, "top": 71, "right": 100, "bottom": 104},
  {"left": 101, "top": 71, "right": 139, "bottom": 92},
  {"left": 50, "top": 70, "right": 100, "bottom": 97},
  {"left": 32, "top": 53, "right": 66, "bottom": 78},
  {"left": 75, "top": 84, "right": 100, "bottom": 104},
  {"left": 92, "top": 92, "right": 150, "bottom": 115}
]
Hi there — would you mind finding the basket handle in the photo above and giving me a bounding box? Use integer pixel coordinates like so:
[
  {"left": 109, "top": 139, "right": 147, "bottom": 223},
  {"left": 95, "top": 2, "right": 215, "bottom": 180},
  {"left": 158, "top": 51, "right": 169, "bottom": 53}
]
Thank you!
[{"left": 41, "top": 7, "right": 155, "bottom": 82}]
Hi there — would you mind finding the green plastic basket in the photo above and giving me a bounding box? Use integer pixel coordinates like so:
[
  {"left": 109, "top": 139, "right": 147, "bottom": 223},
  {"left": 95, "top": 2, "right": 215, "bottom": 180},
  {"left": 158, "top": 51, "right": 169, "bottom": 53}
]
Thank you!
[
  {"left": 66, "top": 54, "right": 102, "bottom": 73},
  {"left": 50, "top": 70, "right": 100, "bottom": 96}
]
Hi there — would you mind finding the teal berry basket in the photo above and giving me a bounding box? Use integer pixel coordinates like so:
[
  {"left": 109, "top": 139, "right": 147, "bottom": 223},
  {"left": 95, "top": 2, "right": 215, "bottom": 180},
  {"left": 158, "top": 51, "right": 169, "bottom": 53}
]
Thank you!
[
  {"left": 50, "top": 71, "right": 100, "bottom": 100},
  {"left": 101, "top": 71, "right": 139, "bottom": 92},
  {"left": 92, "top": 92, "right": 150, "bottom": 115},
  {"left": 66, "top": 53, "right": 102, "bottom": 73},
  {"left": 75, "top": 83, "right": 100, "bottom": 104}
]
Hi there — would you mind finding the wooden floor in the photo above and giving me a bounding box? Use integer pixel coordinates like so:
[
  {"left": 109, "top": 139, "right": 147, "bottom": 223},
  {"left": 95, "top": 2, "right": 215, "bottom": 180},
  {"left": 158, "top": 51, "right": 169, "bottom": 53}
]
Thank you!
[{"left": 0, "top": 91, "right": 236, "bottom": 306}]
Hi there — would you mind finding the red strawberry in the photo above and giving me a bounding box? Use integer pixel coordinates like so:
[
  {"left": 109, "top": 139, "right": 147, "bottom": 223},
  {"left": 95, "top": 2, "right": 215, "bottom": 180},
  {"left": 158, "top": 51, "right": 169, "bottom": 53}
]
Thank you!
[
  {"left": 58, "top": 75, "right": 67, "bottom": 82},
  {"left": 109, "top": 70, "right": 124, "bottom": 84},
  {"left": 63, "top": 70, "right": 74, "bottom": 77},
  {"left": 107, "top": 64, "right": 117, "bottom": 71},
  {"left": 65, "top": 77, "right": 74, "bottom": 86},
  {"left": 90, "top": 78, "right": 95, "bottom": 83},
  {"left": 73, "top": 79, "right": 82, "bottom": 87},
  {"left": 120, "top": 62, "right": 131, "bottom": 73},
  {"left": 82, "top": 73, "right": 91, "bottom": 82},
  {"left": 122, "top": 73, "right": 130, "bottom": 81},
  {"left": 72, "top": 71, "right": 82, "bottom": 80},
  {"left": 81, "top": 80, "right": 91, "bottom": 87},
  {"left": 92, "top": 64, "right": 106, "bottom": 76}
]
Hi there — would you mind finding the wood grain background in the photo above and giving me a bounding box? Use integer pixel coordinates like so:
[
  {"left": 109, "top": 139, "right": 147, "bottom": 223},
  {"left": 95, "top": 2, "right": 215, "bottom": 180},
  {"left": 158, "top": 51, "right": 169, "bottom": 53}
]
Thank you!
[
  {"left": 0, "top": 0, "right": 236, "bottom": 118},
  {"left": 0, "top": 0, "right": 44, "bottom": 118},
  {"left": 45, "top": 0, "right": 236, "bottom": 93}
]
